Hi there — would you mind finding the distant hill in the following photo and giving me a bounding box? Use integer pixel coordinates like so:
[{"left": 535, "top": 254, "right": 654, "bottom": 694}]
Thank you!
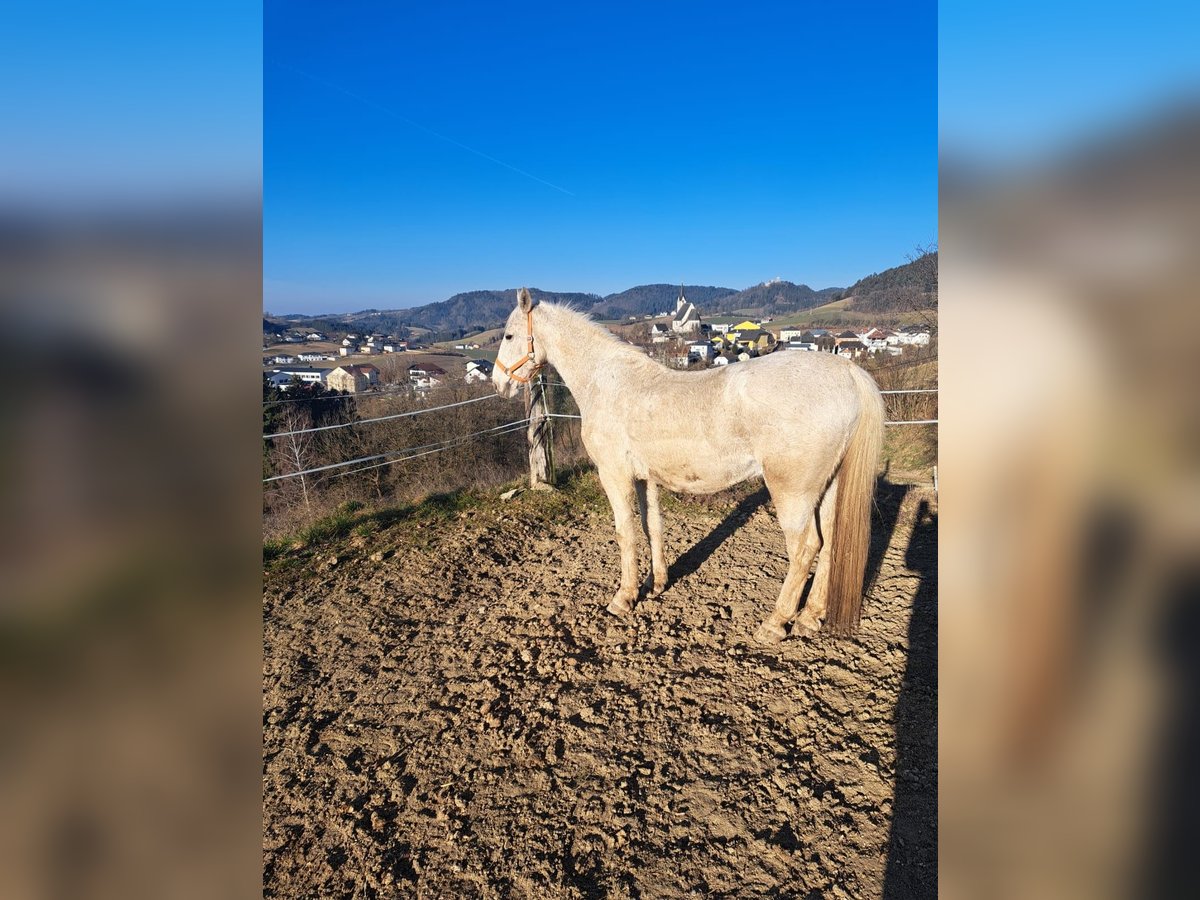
[
  {"left": 836, "top": 251, "right": 937, "bottom": 314},
  {"left": 264, "top": 257, "right": 936, "bottom": 339},
  {"left": 707, "top": 281, "right": 841, "bottom": 316},
  {"left": 590, "top": 284, "right": 738, "bottom": 319},
  {"left": 399, "top": 288, "right": 601, "bottom": 336}
]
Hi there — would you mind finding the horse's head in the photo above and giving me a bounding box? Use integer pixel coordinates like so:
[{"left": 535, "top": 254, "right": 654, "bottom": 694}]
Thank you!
[{"left": 492, "top": 287, "right": 545, "bottom": 398}]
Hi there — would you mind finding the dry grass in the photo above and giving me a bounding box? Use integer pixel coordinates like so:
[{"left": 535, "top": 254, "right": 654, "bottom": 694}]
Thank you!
[{"left": 862, "top": 350, "right": 938, "bottom": 473}]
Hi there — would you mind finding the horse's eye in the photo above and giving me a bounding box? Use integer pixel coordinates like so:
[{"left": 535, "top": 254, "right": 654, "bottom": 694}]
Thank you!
[{"left": 504, "top": 334, "right": 513, "bottom": 340}]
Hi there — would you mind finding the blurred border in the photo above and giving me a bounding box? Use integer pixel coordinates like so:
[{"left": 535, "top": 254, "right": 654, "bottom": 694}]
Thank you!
[
  {"left": 940, "top": 3, "right": 1200, "bottom": 897},
  {"left": 0, "top": 4, "right": 263, "bottom": 898}
]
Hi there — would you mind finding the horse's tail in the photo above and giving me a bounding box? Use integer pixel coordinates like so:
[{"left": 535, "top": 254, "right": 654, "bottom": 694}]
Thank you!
[{"left": 823, "top": 369, "right": 884, "bottom": 635}]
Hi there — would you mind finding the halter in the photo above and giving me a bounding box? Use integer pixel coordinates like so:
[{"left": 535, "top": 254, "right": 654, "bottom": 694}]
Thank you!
[{"left": 494, "top": 307, "right": 544, "bottom": 384}]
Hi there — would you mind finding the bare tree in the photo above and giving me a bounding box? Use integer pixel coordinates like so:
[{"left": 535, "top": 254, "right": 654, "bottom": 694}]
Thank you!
[{"left": 271, "top": 406, "right": 316, "bottom": 512}]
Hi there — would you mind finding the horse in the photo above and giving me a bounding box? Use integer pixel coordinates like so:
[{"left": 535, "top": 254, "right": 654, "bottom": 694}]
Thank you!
[{"left": 491, "top": 288, "right": 884, "bottom": 640}]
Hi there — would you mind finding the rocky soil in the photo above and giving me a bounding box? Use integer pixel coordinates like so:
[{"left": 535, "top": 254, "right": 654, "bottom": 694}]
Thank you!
[{"left": 263, "top": 473, "right": 936, "bottom": 898}]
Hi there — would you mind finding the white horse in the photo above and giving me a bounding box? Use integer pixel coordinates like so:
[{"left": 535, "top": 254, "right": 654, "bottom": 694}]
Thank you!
[{"left": 492, "top": 288, "right": 884, "bottom": 640}]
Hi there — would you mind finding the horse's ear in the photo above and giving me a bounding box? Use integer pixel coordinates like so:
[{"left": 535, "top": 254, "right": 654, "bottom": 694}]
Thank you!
[{"left": 517, "top": 287, "right": 535, "bottom": 313}]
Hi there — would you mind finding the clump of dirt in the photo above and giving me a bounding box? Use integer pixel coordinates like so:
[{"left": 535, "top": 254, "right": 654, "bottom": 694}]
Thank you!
[{"left": 263, "top": 473, "right": 936, "bottom": 898}]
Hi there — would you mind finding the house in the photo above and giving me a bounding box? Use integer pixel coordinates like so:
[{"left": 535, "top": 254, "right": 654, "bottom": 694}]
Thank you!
[
  {"left": 896, "top": 324, "right": 931, "bottom": 346},
  {"left": 339, "top": 347, "right": 350, "bottom": 356},
  {"left": 297, "top": 352, "right": 326, "bottom": 362},
  {"left": 382, "top": 343, "right": 406, "bottom": 353},
  {"left": 859, "top": 327, "right": 899, "bottom": 352},
  {"left": 650, "top": 323, "right": 671, "bottom": 344},
  {"left": 709, "top": 323, "right": 731, "bottom": 335},
  {"left": 270, "top": 366, "right": 326, "bottom": 386},
  {"left": 326, "top": 363, "right": 379, "bottom": 393},
  {"left": 729, "top": 323, "right": 775, "bottom": 353},
  {"left": 306, "top": 332, "right": 325, "bottom": 341},
  {"left": 270, "top": 355, "right": 296, "bottom": 365},
  {"left": 464, "top": 359, "right": 494, "bottom": 383},
  {"left": 408, "top": 364, "right": 447, "bottom": 389},
  {"left": 778, "top": 327, "right": 809, "bottom": 342},
  {"left": 784, "top": 340, "right": 819, "bottom": 352},
  {"left": 342, "top": 338, "right": 353, "bottom": 347},
  {"left": 670, "top": 287, "right": 703, "bottom": 334},
  {"left": 835, "top": 335, "right": 867, "bottom": 359},
  {"left": 357, "top": 345, "right": 378, "bottom": 355},
  {"left": 685, "top": 340, "right": 714, "bottom": 361},
  {"left": 711, "top": 355, "right": 730, "bottom": 367}
]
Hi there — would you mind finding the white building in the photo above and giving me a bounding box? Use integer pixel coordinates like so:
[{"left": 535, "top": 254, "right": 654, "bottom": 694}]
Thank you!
[
  {"left": 408, "top": 364, "right": 446, "bottom": 390},
  {"left": 465, "top": 359, "right": 494, "bottom": 383},
  {"left": 270, "top": 367, "right": 326, "bottom": 387},
  {"left": 670, "top": 287, "right": 703, "bottom": 335}
]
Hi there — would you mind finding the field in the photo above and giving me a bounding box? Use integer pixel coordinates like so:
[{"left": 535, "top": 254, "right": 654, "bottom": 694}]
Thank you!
[
  {"left": 263, "top": 341, "right": 482, "bottom": 386},
  {"left": 263, "top": 471, "right": 936, "bottom": 898}
]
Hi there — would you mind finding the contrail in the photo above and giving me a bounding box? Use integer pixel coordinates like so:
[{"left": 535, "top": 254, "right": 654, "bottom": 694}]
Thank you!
[{"left": 269, "top": 58, "right": 575, "bottom": 197}]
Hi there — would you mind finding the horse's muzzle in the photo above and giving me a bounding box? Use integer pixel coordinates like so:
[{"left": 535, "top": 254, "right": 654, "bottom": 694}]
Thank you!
[{"left": 491, "top": 373, "right": 517, "bottom": 399}]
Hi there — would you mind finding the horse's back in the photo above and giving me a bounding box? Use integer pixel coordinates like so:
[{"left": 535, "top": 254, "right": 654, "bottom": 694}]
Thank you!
[{"left": 723, "top": 351, "right": 866, "bottom": 416}]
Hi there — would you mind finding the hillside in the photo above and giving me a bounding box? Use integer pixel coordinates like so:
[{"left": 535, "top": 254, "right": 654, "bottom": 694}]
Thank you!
[
  {"left": 401, "top": 288, "right": 602, "bottom": 336},
  {"left": 709, "top": 280, "right": 841, "bottom": 316},
  {"left": 264, "top": 255, "right": 935, "bottom": 339},
  {"left": 589, "top": 284, "right": 738, "bottom": 319},
  {"left": 264, "top": 471, "right": 936, "bottom": 897},
  {"left": 836, "top": 251, "right": 937, "bottom": 314}
]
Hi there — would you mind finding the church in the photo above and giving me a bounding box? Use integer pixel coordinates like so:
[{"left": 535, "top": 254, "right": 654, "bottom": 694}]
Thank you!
[{"left": 670, "top": 286, "right": 703, "bottom": 334}]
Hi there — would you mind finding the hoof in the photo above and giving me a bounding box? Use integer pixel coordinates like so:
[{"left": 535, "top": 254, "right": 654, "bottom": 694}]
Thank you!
[
  {"left": 793, "top": 612, "right": 821, "bottom": 638},
  {"left": 643, "top": 576, "right": 667, "bottom": 597},
  {"left": 607, "top": 596, "right": 634, "bottom": 617},
  {"left": 753, "top": 620, "right": 786, "bottom": 645}
]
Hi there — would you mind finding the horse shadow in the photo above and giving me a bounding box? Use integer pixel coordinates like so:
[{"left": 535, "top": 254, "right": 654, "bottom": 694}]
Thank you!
[
  {"left": 665, "top": 477, "right": 913, "bottom": 623},
  {"left": 882, "top": 497, "right": 938, "bottom": 899},
  {"left": 666, "top": 486, "right": 771, "bottom": 587}
]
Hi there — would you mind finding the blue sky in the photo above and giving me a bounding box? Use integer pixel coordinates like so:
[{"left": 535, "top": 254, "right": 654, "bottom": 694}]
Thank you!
[
  {"left": 266, "top": 1, "right": 937, "bottom": 314},
  {"left": 940, "top": 1, "right": 1200, "bottom": 164},
  {"left": 1, "top": 2, "right": 260, "bottom": 204}
]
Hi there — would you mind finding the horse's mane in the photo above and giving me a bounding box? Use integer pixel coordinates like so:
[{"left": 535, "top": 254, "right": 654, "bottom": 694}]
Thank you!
[{"left": 540, "top": 302, "right": 655, "bottom": 364}]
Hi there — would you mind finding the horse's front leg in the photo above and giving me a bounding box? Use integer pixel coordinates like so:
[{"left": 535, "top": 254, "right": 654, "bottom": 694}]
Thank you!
[
  {"left": 598, "top": 468, "right": 641, "bottom": 616},
  {"left": 637, "top": 479, "right": 668, "bottom": 596}
]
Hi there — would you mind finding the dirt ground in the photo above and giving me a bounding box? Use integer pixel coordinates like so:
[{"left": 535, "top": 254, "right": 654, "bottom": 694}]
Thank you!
[{"left": 263, "top": 472, "right": 936, "bottom": 898}]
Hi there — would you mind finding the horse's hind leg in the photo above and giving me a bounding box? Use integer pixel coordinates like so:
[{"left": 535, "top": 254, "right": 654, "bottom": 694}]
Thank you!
[
  {"left": 753, "top": 491, "right": 821, "bottom": 645},
  {"left": 637, "top": 479, "right": 667, "bottom": 596},
  {"left": 598, "top": 467, "right": 641, "bottom": 616},
  {"left": 794, "top": 480, "right": 837, "bottom": 636}
]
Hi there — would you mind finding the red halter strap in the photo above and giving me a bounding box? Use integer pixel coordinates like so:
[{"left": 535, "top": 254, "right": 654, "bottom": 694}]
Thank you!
[{"left": 494, "top": 307, "right": 544, "bottom": 384}]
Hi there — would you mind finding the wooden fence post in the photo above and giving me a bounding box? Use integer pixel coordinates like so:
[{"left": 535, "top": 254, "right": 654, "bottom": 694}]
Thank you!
[{"left": 526, "top": 373, "right": 554, "bottom": 490}]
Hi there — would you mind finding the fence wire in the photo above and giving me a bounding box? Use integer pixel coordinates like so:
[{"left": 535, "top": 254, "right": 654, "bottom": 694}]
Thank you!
[
  {"left": 263, "top": 418, "right": 530, "bottom": 482},
  {"left": 264, "top": 393, "right": 504, "bottom": 439}
]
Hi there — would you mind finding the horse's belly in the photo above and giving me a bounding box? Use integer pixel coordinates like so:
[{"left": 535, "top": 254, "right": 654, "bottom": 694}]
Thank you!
[{"left": 646, "top": 451, "right": 761, "bottom": 495}]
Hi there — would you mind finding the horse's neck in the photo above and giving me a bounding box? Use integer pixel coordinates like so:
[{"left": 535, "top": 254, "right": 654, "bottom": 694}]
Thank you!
[{"left": 537, "top": 306, "right": 642, "bottom": 413}]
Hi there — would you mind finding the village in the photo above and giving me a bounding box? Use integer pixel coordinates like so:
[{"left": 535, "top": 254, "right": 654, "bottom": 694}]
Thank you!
[{"left": 262, "top": 288, "right": 933, "bottom": 395}]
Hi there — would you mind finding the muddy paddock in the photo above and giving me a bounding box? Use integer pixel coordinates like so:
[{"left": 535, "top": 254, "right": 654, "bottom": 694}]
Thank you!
[{"left": 263, "top": 473, "right": 936, "bottom": 898}]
